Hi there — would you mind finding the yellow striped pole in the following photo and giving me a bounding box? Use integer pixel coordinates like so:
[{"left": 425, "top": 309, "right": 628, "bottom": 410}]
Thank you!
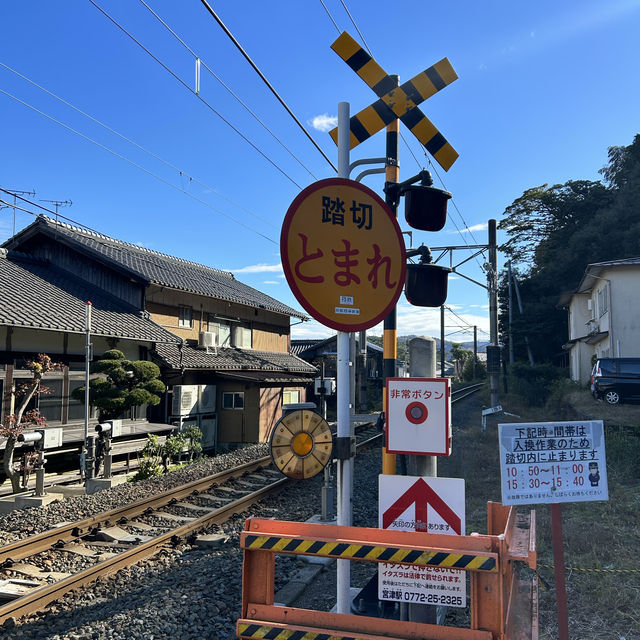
[{"left": 382, "top": 108, "right": 399, "bottom": 476}]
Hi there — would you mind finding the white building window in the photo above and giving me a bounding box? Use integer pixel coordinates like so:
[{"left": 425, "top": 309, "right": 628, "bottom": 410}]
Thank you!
[
  {"left": 597, "top": 286, "right": 608, "bottom": 317},
  {"left": 222, "top": 392, "right": 244, "bottom": 409},
  {"left": 207, "top": 316, "right": 232, "bottom": 346},
  {"left": 282, "top": 389, "right": 300, "bottom": 405},
  {"left": 178, "top": 306, "right": 192, "bottom": 328},
  {"left": 233, "top": 324, "right": 252, "bottom": 349}
]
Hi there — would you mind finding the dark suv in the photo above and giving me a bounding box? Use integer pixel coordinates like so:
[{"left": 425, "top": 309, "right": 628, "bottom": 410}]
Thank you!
[{"left": 591, "top": 357, "right": 640, "bottom": 404}]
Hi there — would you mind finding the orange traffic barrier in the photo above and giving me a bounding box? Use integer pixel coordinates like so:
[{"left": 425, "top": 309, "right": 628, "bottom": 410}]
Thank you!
[{"left": 237, "top": 501, "right": 537, "bottom": 640}]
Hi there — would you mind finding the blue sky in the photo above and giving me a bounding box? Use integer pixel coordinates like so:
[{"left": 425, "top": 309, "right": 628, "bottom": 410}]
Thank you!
[{"left": 2, "top": 1, "right": 639, "bottom": 343}]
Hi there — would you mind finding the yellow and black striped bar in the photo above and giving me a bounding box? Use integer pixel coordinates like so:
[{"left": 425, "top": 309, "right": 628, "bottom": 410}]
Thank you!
[
  {"left": 243, "top": 534, "right": 497, "bottom": 572},
  {"left": 329, "top": 31, "right": 459, "bottom": 170},
  {"left": 238, "top": 622, "right": 367, "bottom": 640}
]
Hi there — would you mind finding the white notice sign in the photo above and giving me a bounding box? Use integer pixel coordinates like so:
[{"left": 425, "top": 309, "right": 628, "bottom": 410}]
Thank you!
[
  {"left": 386, "top": 377, "right": 451, "bottom": 456},
  {"left": 378, "top": 475, "right": 466, "bottom": 608},
  {"left": 499, "top": 420, "right": 608, "bottom": 505}
]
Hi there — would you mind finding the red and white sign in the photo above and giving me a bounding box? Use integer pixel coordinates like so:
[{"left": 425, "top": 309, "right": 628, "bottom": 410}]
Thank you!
[
  {"left": 378, "top": 475, "right": 466, "bottom": 607},
  {"left": 386, "top": 377, "right": 451, "bottom": 456}
]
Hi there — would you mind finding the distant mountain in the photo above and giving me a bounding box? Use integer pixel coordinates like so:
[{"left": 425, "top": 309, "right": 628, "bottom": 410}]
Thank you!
[{"left": 396, "top": 335, "right": 489, "bottom": 357}]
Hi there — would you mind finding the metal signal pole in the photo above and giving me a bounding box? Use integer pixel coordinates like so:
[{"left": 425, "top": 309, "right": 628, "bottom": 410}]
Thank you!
[
  {"left": 336, "top": 101, "right": 352, "bottom": 615},
  {"left": 382, "top": 77, "right": 400, "bottom": 477}
]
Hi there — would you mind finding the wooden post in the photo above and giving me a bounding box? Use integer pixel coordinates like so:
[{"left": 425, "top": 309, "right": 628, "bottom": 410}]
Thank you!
[{"left": 551, "top": 503, "right": 570, "bottom": 640}]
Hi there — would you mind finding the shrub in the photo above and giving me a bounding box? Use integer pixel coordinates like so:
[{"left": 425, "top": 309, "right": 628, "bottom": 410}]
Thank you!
[{"left": 507, "top": 362, "right": 565, "bottom": 406}]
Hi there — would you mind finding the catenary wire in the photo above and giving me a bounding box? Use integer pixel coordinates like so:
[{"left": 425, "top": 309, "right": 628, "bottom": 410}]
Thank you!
[
  {"left": 137, "top": 0, "right": 317, "bottom": 182},
  {"left": 198, "top": 0, "right": 337, "bottom": 174},
  {"left": 0, "top": 60, "right": 277, "bottom": 230},
  {"left": 87, "top": 0, "right": 303, "bottom": 190},
  {"left": 318, "top": 0, "right": 341, "bottom": 33},
  {"left": 0, "top": 88, "right": 278, "bottom": 246},
  {"left": 338, "top": 0, "right": 373, "bottom": 56}
]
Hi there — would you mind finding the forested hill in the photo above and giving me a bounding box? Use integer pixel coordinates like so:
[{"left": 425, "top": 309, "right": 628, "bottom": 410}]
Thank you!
[{"left": 498, "top": 134, "right": 640, "bottom": 364}]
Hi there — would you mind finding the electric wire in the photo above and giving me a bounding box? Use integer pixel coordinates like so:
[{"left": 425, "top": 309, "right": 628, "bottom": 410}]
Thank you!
[
  {"left": 318, "top": 0, "right": 341, "bottom": 33},
  {"left": 0, "top": 88, "right": 278, "bottom": 246},
  {"left": 87, "top": 0, "right": 302, "bottom": 190},
  {"left": 198, "top": 0, "right": 337, "bottom": 173},
  {"left": 0, "top": 192, "right": 104, "bottom": 233},
  {"left": 0, "top": 60, "right": 277, "bottom": 230},
  {"left": 137, "top": 0, "right": 317, "bottom": 182},
  {"left": 338, "top": 0, "right": 373, "bottom": 56}
]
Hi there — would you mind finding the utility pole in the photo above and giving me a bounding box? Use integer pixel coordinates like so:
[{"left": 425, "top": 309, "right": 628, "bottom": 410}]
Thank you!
[
  {"left": 440, "top": 305, "right": 446, "bottom": 377},
  {"left": 488, "top": 219, "right": 500, "bottom": 408},
  {"left": 508, "top": 261, "right": 514, "bottom": 365},
  {"left": 473, "top": 325, "right": 478, "bottom": 379}
]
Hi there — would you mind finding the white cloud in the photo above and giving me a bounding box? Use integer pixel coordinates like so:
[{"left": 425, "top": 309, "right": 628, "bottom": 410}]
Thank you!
[
  {"left": 230, "top": 263, "right": 283, "bottom": 274},
  {"left": 262, "top": 280, "right": 279, "bottom": 285},
  {"left": 309, "top": 114, "right": 338, "bottom": 132},
  {"left": 453, "top": 223, "right": 488, "bottom": 234}
]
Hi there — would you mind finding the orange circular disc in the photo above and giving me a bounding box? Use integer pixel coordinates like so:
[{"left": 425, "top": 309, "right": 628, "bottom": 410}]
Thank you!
[{"left": 269, "top": 409, "right": 333, "bottom": 479}]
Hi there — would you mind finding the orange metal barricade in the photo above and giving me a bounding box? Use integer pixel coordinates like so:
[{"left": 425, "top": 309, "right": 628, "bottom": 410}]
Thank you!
[{"left": 237, "top": 501, "right": 537, "bottom": 640}]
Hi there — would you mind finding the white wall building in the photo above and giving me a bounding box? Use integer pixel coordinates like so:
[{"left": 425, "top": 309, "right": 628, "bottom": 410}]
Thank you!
[{"left": 559, "top": 258, "right": 640, "bottom": 383}]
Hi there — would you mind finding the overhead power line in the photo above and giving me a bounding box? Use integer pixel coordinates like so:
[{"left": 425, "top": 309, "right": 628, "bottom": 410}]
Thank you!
[
  {"left": 0, "top": 88, "right": 278, "bottom": 245},
  {"left": 136, "top": 0, "right": 317, "bottom": 181},
  {"left": 86, "top": 0, "right": 302, "bottom": 190},
  {"left": 0, "top": 190, "right": 103, "bottom": 232},
  {"left": 198, "top": 0, "right": 337, "bottom": 173},
  {"left": 0, "top": 60, "right": 276, "bottom": 230}
]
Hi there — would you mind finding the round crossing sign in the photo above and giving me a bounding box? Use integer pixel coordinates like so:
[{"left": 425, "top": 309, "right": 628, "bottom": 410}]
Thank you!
[
  {"left": 269, "top": 409, "right": 333, "bottom": 480},
  {"left": 281, "top": 178, "right": 406, "bottom": 332}
]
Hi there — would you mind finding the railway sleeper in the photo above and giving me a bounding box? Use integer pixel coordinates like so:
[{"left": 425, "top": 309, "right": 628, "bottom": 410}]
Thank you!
[{"left": 0, "top": 578, "right": 42, "bottom": 601}]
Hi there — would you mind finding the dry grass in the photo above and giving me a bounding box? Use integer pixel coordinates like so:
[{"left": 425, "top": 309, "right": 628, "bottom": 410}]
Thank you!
[{"left": 452, "top": 385, "right": 640, "bottom": 639}]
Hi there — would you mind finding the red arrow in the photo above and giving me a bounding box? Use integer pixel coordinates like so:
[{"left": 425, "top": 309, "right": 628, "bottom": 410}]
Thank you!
[{"left": 383, "top": 478, "right": 461, "bottom": 534}]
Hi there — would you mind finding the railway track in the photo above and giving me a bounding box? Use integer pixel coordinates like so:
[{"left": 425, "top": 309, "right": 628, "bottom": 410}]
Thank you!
[
  {"left": 0, "top": 422, "right": 380, "bottom": 625},
  {"left": 0, "top": 385, "right": 484, "bottom": 626}
]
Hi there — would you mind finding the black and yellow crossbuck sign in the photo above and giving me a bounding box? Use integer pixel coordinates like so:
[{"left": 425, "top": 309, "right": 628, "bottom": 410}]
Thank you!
[{"left": 329, "top": 32, "right": 458, "bottom": 171}]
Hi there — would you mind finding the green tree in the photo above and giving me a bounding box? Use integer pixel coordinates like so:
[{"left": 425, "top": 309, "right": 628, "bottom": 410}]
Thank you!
[
  {"left": 450, "top": 343, "right": 472, "bottom": 379},
  {"left": 0, "top": 354, "right": 62, "bottom": 493},
  {"left": 498, "top": 134, "right": 640, "bottom": 363},
  {"left": 72, "top": 349, "right": 165, "bottom": 421}
]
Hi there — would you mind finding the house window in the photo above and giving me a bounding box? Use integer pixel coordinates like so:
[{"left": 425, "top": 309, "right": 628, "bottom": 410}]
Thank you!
[
  {"left": 282, "top": 389, "right": 300, "bottom": 405},
  {"left": 207, "top": 316, "right": 232, "bottom": 346},
  {"left": 597, "top": 286, "right": 608, "bottom": 317},
  {"left": 233, "top": 324, "right": 252, "bottom": 349},
  {"left": 178, "top": 306, "right": 193, "bottom": 328},
  {"left": 222, "top": 391, "right": 244, "bottom": 409}
]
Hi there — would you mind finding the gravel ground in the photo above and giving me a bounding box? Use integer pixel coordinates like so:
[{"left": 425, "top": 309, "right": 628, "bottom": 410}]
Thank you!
[{"left": 1, "top": 395, "right": 481, "bottom": 639}]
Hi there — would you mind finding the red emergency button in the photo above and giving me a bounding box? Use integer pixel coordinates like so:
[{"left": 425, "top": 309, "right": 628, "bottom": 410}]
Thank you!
[{"left": 406, "top": 401, "right": 428, "bottom": 425}]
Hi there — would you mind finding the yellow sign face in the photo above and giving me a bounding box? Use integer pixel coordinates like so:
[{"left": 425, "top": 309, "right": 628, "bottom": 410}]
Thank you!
[
  {"left": 270, "top": 409, "right": 333, "bottom": 480},
  {"left": 281, "top": 178, "right": 406, "bottom": 332}
]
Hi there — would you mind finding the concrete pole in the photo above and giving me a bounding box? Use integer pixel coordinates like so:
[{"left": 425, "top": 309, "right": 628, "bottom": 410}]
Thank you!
[
  {"left": 83, "top": 301, "right": 92, "bottom": 478},
  {"left": 488, "top": 219, "right": 500, "bottom": 408},
  {"left": 336, "top": 101, "right": 352, "bottom": 615},
  {"left": 407, "top": 337, "right": 437, "bottom": 624}
]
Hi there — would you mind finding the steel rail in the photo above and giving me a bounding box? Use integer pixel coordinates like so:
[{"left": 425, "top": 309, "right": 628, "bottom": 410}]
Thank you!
[
  {"left": 0, "top": 419, "right": 411, "bottom": 624},
  {"left": 0, "top": 456, "right": 273, "bottom": 565},
  {"left": 0, "top": 477, "right": 289, "bottom": 624}
]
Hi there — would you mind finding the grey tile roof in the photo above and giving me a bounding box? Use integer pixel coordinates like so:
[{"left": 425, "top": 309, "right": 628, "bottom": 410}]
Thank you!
[
  {"left": 153, "top": 343, "right": 317, "bottom": 374},
  {"left": 5, "top": 216, "right": 307, "bottom": 319},
  {"left": 0, "top": 250, "right": 179, "bottom": 343}
]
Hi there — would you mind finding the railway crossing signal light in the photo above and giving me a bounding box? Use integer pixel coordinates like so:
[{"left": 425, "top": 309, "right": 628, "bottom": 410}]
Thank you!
[{"left": 386, "top": 171, "right": 452, "bottom": 307}]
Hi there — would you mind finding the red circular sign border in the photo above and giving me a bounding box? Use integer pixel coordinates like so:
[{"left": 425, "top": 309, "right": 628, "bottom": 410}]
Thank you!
[
  {"left": 405, "top": 401, "right": 429, "bottom": 425},
  {"left": 281, "top": 178, "right": 407, "bottom": 332}
]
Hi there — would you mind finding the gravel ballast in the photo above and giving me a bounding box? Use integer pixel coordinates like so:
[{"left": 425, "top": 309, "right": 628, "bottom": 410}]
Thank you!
[{"left": 1, "top": 396, "right": 483, "bottom": 639}]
